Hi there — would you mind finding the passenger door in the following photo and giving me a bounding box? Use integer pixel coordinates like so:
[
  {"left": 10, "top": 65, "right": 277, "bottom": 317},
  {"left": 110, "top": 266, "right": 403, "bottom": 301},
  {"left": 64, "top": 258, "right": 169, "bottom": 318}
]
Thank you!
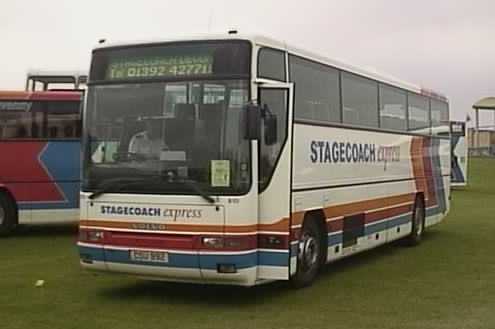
[{"left": 257, "top": 84, "right": 293, "bottom": 280}]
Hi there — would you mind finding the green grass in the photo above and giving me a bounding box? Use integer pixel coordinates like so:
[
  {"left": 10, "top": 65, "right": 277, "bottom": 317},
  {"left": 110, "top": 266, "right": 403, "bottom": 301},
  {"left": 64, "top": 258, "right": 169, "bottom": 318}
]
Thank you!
[{"left": 1, "top": 158, "right": 495, "bottom": 329}]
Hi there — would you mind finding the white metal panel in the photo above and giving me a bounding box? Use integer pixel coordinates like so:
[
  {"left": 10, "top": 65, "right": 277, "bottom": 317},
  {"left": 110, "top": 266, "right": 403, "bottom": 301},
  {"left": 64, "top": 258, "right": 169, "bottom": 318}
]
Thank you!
[{"left": 293, "top": 124, "right": 414, "bottom": 190}]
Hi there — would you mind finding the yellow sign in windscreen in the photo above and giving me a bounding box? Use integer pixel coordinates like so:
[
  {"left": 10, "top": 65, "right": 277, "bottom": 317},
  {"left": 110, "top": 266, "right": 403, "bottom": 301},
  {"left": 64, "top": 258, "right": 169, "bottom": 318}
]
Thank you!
[{"left": 211, "top": 160, "right": 231, "bottom": 188}]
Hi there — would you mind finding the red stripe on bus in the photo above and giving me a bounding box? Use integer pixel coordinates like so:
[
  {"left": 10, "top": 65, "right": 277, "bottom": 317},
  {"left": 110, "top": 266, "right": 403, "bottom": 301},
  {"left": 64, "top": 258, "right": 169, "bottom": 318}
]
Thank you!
[{"left": 81, "top": 230, "right": 289, "bottom": 252}]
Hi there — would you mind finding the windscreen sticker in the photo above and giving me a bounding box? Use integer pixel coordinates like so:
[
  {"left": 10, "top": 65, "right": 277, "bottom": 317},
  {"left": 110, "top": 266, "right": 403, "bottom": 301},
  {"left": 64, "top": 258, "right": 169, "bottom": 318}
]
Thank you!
[{"left": 211, "top": 160, "right": 230, "bottom": 187}]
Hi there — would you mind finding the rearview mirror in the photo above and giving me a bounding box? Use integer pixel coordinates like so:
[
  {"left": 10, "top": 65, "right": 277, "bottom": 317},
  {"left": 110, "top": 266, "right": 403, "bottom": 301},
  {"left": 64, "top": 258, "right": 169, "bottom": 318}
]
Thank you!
[
  {"left": 243, "top": 103, "right": 261, "bottom": 140},
  {"left": 264, "top": 114, "right": 278, "bottom": 146}
]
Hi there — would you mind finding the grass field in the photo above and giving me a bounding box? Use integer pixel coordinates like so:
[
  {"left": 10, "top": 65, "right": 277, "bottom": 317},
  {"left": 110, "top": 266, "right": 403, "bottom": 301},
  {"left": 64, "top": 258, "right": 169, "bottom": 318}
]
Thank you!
[{"left": 1, "top": 158, "right": 494, "bottom": 329}]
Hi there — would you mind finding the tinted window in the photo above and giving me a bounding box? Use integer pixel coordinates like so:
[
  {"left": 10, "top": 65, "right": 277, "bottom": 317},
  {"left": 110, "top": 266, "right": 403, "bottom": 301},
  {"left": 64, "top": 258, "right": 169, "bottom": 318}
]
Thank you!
[
  {"left": 290, "top": 55, "right": 340, "bottom": 123},
  {"left": 342, "top": 73, "right": 378, "bottom": 127},
  {"left": 45, "top": 101, "right": 81, "bottom": 139},
  {"left": 408, "top": 93, "right": 430, "bottom": 133},
  {"left": 379, "top": 85, "right": 407, "bottom": 131},
  {"left": 0, "top": 101, "right": 42, "bottom": 139},
  {"left": 431, "top": 99, "right": 449, "bottom": 127},
  {"left": 259, "top": 88, "right": 288, "bottom": 191},
  {"left": 258, "top": 48, "right": 286, "bottom": 81}
]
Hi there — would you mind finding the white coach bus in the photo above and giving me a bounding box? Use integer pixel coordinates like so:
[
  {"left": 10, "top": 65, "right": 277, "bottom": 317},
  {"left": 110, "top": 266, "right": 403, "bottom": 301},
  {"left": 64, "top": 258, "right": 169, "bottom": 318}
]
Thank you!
[{"left": 78, "top": 33, "right": 450, "bottom": 287}]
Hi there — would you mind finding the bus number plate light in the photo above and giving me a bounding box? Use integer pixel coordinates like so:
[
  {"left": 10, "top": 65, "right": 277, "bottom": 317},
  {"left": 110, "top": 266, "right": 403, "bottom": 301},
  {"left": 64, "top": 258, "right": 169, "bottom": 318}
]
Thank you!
[{"left": 217, "top": 264, "right": 237, "bottom": 274}]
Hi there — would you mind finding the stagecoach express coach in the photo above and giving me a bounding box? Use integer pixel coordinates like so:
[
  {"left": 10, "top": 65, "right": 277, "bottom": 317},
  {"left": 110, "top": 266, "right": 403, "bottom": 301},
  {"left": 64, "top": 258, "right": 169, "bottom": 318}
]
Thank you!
[{"left": 78, "top": 33, "right": 451, "bottom": 287}]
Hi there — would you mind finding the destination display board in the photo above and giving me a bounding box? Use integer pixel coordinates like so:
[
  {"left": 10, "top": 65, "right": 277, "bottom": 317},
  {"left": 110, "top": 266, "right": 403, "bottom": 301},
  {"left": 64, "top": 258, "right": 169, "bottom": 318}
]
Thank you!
[
  {"left": 90, "top": 41, "right": 251, "bottom": 82},
  {"left": 106, "top": 54, "right": 214, "bottom": 80}
]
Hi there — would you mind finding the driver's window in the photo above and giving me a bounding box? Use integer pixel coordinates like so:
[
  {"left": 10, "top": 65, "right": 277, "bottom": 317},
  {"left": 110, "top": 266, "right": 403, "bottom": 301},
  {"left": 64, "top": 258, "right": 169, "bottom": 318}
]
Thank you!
[{"left": 259, "top": 88, "right": 288, "bottom": 191}]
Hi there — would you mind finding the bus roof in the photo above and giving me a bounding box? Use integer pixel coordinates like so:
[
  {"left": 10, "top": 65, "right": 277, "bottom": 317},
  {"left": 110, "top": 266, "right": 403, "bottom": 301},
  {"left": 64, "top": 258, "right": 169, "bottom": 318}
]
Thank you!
[
  {"left": 0, "top": 90, "right": 82, "bottom": 102},
  {"left": 27, "top": 70, "right": 87, "bottom": 81},
  {"left": 93, "top": 33, "right": 448, "bottom": 102}
]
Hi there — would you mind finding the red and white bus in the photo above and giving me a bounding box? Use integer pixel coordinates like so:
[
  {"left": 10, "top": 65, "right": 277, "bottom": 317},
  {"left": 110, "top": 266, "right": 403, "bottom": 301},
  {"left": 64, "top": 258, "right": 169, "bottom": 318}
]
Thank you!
[
  {"left": 78, "top": 34, "right": 450, "bottom": 287},
  {"left": 0, "top": 89, "right": 82, "bottom": 235}
]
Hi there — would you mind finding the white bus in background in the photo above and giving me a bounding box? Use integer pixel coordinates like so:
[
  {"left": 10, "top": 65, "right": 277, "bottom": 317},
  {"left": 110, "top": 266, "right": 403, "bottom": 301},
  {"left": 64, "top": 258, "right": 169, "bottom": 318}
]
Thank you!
[
  {"left": 450, "top": 121, "right": 468, "bottom": 186},
  {"left": 78, "top": 33, "right": 450, "bottom": 287}
]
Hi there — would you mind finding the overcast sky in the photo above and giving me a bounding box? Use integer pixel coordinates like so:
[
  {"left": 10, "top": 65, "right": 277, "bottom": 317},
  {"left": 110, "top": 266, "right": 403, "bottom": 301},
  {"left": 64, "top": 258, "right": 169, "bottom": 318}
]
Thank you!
[{"left": 1, "top": 0, "right": 494, "bottom": 124}]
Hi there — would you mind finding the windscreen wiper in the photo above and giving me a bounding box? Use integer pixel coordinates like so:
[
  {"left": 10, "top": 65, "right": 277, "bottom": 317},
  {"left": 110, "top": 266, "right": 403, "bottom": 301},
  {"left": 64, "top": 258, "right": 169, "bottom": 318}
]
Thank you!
[
  {"left": 88, "top": 177, "right": 216, "bottom": 204},
  {"left": 88, "top": 177, "right": 150, "bottom": 200},
  {"left": 178, "top": 179, "right": 216, "bottom": 204}
]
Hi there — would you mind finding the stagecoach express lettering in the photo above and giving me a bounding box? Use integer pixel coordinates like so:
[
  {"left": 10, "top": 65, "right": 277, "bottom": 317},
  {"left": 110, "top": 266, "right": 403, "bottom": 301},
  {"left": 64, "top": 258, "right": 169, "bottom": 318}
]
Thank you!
[
  {"left": 100, "top": 205, "right": 202, "bottom": 220},
  {"left": 310, "top": 141, "right": 401, "bottom": 167}
]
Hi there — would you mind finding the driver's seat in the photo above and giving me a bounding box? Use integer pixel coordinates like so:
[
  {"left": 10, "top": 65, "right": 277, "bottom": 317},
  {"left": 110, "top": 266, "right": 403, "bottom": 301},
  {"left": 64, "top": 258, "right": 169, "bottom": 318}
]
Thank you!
[{"left": 118, "top": 117, "right": 145, "bottom": 155}]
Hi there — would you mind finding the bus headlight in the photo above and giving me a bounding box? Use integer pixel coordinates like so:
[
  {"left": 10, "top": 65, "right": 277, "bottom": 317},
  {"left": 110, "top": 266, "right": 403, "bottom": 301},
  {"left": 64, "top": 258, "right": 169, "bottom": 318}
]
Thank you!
[
  {"left": 88, "top": 231, "right": 104, "bottom": 242},
  {"left": 202, "top": 237, "right": 224, "bottom": 248},
  {"left": 79, "top": 229, "right": 104, "bottom": 243}
]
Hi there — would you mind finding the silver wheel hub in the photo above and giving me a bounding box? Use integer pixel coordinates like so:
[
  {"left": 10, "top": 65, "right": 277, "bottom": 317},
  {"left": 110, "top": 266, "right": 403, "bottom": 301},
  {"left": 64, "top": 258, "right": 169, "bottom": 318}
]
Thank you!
[
  {"left": 0, "top": 206, "right": 5, "bottom": 226},
  {"left": 415, "top": 210, "right": 423, "bottom": 236},
  {"left": 299, "top": 234, "right": 318, "bottom": 269}
]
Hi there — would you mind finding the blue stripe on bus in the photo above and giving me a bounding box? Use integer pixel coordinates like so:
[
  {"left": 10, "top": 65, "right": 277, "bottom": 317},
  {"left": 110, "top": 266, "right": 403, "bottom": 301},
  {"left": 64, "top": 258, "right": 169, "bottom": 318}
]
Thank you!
[
  {"left": 38, "top": 141, "right": 80, "bottom": 209},
  {"left": 78, "top": 246, "right": 288, "bottom": 269},
  {"left": 325, "top": 213, "right": 413, "bottom": 247},
  {"left": 41, "top": 142, "right": 81, "bottom": 181},
  {"left": 328, "top": 233, "right": 343, "bottom": 246}
]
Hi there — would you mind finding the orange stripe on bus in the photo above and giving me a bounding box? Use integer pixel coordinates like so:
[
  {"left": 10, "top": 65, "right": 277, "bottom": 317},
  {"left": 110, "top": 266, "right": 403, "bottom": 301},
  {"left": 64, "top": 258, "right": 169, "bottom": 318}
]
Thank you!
[
  {"left": 80, "top": 218, "right": 291, "bottom": 234},
  {"left": 0, "top": 91, "right": 31, "bottom": 100}
]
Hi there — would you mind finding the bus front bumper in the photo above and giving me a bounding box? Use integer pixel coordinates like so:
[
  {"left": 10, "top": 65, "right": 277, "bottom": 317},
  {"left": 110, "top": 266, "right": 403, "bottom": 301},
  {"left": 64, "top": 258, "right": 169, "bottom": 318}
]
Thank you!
[{"left": 78, "top": 242, "right": 260, "bottom": 286}]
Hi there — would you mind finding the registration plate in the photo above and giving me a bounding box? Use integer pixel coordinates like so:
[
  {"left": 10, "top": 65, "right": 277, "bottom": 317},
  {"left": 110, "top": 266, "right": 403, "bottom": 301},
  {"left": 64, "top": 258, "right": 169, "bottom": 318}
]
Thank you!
[{"left": 130, "top": 250, "right": 169, "bottom": 263}]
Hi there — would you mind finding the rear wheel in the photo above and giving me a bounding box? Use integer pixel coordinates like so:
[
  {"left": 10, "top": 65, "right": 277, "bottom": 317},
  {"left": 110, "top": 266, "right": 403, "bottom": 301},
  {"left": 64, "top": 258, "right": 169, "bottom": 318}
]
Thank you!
[
  {"left": 405, "top": 196, "right": 425, "bottom": 246},
  {"left": 291, "top": 219, "right": 323, "bottom": 288},
  {"left": 0, "top": 193, "right": 17, "bottom": 236}
]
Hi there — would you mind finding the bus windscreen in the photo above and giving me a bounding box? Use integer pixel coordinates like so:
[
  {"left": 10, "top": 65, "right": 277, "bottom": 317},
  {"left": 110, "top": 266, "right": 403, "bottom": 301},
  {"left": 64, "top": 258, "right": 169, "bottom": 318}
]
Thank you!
[{"left": 89, "top": 41, "right": 251, "bottom": 82}]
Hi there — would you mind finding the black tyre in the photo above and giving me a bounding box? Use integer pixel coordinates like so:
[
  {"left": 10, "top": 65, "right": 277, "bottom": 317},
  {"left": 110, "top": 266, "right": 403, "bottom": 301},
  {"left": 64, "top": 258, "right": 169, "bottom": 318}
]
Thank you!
[
  {"left": 291, "top": 218, "right": 324, "bottom": 288},
  {"left": 405, "top": 196, "right": 425, "bottom": 246},
  {"left": 0, "top": 193, "right": 17, "bottom": 236}
]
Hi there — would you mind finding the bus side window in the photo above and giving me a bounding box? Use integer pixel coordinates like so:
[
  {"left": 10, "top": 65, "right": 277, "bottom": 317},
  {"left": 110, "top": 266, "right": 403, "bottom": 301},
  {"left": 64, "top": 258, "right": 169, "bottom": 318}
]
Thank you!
[
  {"left": 342, "top": 72, "right": 379, "bottom": 128},
  {"left": 0, "top": 101, "right": 42, "bottom": 139},
  {"left": 64, "top": 125, "right": 75, "bottom": 138},
  {"left": 289, "top": 55, "right": 341, "bottom": 123},
  {"left": 44, "top": 101, "right": 81, "bottom": 139},
  {"left": 408, "top": 94, "right": 430, "bottom": 136},
  {"left": 430, "top": 99, "right": 449, "bottom": 136},
  {"left": 258, "top": 48, "right": 286, "bottom": 82},
  {"left": 379, "top": 84, "right": 407, "bottom": 131},
  {"left": 49, "top": 127, "right": 58, "bottom": 138}
]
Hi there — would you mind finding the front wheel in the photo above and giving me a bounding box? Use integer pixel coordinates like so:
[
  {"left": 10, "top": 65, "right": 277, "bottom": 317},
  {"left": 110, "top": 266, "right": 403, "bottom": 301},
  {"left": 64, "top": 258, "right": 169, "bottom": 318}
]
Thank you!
[
  {"left": 0, "top": 193, "right": 17, "bottom": 236},
  {"left": 291, "top": 219, "right": 323, "bottom": 288}
]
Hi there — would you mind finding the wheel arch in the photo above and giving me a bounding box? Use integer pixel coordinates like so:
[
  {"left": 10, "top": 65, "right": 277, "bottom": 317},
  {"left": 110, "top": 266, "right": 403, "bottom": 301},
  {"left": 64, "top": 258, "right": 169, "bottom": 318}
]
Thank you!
[
  {"left": 414, "top": 192, "right": 426, "bottom": 215},
  {"left": 415, "top": 192, "right": 425, "bottom": 204},
  {"left": 0, "top": 186, "right": 19, "bottom": 224}
]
